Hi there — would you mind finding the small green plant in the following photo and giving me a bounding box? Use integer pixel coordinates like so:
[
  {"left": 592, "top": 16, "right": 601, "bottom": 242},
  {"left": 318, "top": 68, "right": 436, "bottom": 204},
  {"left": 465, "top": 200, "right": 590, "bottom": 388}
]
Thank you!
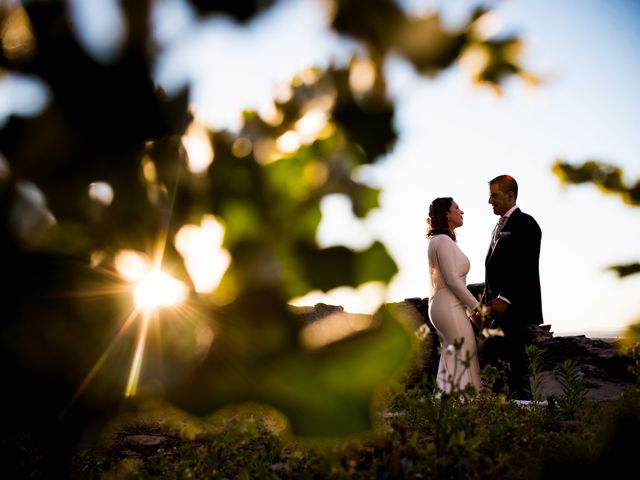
[
  {"left": 557, "top": 359, "right": 587, "bottom": 419},
  {"left": 436, "top": 337, "right": 479, "bottom": 397},
  {"left": 623, "top": 342, "right": 640, "bottom": 384},
  {"left": 480, "top": 359, "right": 511, "bottom": 398},
  {"left": 422, "top": 337, "right": 481, "bottom": 461},
  {"left": 70, "top": 370, "right": 640, "bottom": 479},
  {"left": 525, "top": 345, "right": 546, "bottom": 402}
]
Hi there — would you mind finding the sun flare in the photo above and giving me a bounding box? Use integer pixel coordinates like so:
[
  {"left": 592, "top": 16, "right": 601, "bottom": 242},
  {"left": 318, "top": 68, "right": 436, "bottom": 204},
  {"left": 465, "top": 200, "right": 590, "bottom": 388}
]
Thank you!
[
  {"left": 101, "top": 249, "right": 192, "bottom": 399},
  {"left": 134, "top": 270, "right": 188, "bottom": 311}
]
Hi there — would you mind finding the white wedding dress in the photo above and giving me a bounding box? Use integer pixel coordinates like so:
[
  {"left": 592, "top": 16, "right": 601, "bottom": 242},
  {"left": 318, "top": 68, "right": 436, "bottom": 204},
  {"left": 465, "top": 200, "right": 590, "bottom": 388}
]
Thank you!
[{"left": 427, "top": 234, "right": 482, "bottom": 393}]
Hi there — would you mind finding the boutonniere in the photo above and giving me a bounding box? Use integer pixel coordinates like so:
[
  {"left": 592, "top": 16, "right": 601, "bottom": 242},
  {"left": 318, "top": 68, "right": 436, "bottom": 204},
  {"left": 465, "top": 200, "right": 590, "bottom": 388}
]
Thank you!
[{"left": 499, "top": 231, "right": 511, "bottom": 238}]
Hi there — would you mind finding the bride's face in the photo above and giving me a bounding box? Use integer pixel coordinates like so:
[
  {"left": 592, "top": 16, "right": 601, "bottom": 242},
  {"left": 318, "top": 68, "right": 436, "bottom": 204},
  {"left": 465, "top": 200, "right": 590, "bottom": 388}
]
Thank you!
[{"left": 447, "top": 201, "right": 464, "bottom": 229}]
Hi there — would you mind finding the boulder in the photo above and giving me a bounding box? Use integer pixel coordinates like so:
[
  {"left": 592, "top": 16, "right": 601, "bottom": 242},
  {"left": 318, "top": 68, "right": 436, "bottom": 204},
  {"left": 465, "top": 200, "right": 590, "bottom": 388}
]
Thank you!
[{"left": 295, "top": 295, "right": 637, "bottom": 401}]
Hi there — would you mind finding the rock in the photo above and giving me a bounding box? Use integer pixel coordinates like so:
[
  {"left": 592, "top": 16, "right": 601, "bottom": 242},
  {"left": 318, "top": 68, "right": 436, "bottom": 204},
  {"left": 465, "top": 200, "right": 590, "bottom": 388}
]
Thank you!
[
  {"left": 294, "top": 296, "right": 637, "bottom": 401},
  {"left": 405, "top": 298, "right": 636, "bottom": 401},
  {"left": 289, "top": 303, "right": 344, "bottom": 323},
  {"left": 124, "top": 434, "right": 167, "bottom": 447},
  {"left": 526, "top": 325, "right": 635, "bottom": 401}
]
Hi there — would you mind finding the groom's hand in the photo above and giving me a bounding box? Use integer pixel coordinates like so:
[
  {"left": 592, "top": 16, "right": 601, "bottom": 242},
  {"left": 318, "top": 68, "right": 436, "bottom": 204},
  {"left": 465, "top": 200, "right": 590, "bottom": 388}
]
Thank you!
[
  {"left": 470, "top": 310, "right": 482, "bottom": 330},
  {"left": 487, "top": 298, "right": 510, "bottom": 316}
]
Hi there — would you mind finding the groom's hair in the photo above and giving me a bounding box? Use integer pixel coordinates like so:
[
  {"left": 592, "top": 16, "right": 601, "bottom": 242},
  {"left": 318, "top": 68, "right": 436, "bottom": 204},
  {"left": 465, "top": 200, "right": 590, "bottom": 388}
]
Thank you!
[{"left": 490, "top": 174, "right": 518, "bottom": 199}]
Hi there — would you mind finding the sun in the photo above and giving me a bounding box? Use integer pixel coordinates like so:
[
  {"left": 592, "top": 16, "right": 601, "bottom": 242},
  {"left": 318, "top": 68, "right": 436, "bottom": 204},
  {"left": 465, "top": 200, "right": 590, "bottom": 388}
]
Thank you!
[
  {"left": 63, "top": 213, "right": 231, "bottom": 414},
  {"left": 134, "top": 270, "right": 189, "bottom": 312}
]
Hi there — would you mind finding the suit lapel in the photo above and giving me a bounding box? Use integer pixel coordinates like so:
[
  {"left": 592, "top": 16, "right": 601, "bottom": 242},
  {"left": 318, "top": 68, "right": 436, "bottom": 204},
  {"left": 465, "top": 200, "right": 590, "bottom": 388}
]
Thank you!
[{"left": 486, "top": 208, "right": 520, "bottom": 264}]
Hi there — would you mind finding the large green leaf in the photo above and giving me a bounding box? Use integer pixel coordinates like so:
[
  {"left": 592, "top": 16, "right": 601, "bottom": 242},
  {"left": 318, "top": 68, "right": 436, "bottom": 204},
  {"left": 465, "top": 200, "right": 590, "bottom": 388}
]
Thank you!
[
  {"left": 331, "top": 68, "right": 398, "bottom": 162},
  {"left": 354, "top": 240, "right": 399, "bottom": 284},
  {"left": 0, "top": 1, "right": 533, "bottom": 475},
  {"left": 294, "top": 240, "right": 398, "bottom": 293},
  {"left": 163, "top": 301, "right": 416, "bottom": 436}
]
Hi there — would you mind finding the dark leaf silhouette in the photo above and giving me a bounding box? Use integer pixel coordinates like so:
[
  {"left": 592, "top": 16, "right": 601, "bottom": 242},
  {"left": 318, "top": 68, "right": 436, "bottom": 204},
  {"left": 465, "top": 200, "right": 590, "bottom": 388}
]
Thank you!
[
  {"left": 552, "top": 159, "right": 640, "bottom": 206},
  {"left": 552, "top": 159, "right": 640, "bottom": 347},
  {"left": 330, "top": 67, "right": 397, "bottom": 161},
  {"left": 608, "top": 263, "right": 640, "bottom": 278},
  {"left": 295, "top": 240, "right": 398, "bottom": 294},
  {"left": 396, "top": 14, "right": 468, "bottom": 74},
  {"left": 163, "top": 301, "right": 415, "bottom": 437},
  {"left": 0, "top": 0, "right": 532, "bottom": 475},
  {"left": 331, "top": 0, "right": 406, "bottom": 54},
  {"left": 188, "top": 0, "right": 275, "bottom": 21}
]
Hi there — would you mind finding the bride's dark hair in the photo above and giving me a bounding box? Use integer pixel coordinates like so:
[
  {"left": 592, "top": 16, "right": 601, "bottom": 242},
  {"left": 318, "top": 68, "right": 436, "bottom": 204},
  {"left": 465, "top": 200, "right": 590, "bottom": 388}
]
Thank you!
[{"left": 426, "top": 197, "right": 456, "bottom": 241}]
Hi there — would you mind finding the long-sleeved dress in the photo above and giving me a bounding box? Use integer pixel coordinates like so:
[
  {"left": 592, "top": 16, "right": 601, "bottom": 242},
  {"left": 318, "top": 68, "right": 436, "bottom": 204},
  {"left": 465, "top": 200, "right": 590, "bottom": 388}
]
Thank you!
[{"left": 428, "top": 234, "right": 481, "bottom": 393}]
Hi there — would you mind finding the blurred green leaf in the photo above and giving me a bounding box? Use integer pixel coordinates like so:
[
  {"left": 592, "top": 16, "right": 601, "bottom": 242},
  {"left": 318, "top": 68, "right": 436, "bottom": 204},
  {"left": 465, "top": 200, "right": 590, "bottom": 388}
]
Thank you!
[
  {"left": 351, "top": 183, "right": 380, "bottom": 217},
  {"left": 466, "top": 36, "right": 529, "bottom": 91},
  {"left": 552, "top": 159, "right": 640, "bottom": 205},
  {"left": 331, "top": 68, "right": 397, "bottom": 161},
  {"left": 330, "top": 0, "right": 406, "bottom": 54},
  {"left": 608, "top": 263, "right": 640, "bottom": 278},
  {"left": 621, "top": 323, "right": 640, "bottom": 347},
  {"left": 164, "top": 301, "right": 416, "bottom": 436},
  {"left": 0, "top": 2, "right": 535, "bottom": 475},
  {"left": 294, "top": 240, "right": 397, "bottom": 293},
  {"left": 396, "top": 14, "right": 468, "bottom": 74},
  {"left": 552, "top": 158, "right": 640, "bottom": 345},
  {"left": 354, "top": 240, "right": 398, "bottom": 284}
]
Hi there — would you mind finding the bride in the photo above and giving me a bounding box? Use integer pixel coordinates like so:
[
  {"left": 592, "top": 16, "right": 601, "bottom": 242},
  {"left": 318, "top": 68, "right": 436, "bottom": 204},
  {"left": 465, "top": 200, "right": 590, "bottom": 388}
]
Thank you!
[{"left": 426, "top": 197, "right": 482, "bottom": 394}]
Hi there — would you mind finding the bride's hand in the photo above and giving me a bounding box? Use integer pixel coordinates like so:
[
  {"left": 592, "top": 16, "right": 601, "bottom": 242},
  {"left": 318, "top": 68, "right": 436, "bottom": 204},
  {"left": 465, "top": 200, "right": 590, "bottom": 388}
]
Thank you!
[{"left": 469, "top": 309, "right": 482, "bottom": 328}]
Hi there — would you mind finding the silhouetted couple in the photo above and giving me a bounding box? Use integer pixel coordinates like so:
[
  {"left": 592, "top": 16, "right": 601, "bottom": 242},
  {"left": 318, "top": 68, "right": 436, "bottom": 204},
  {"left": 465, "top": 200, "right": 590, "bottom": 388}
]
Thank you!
[{"left": 426, "top": 175, "right": 543, "bottom": 400}]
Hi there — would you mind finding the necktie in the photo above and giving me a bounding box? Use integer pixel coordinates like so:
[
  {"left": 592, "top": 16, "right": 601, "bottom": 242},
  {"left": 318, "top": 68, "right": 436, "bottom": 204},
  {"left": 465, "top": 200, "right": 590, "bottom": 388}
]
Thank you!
[{"left": 491, "top": 216, "right": 507, "bottom": 250}]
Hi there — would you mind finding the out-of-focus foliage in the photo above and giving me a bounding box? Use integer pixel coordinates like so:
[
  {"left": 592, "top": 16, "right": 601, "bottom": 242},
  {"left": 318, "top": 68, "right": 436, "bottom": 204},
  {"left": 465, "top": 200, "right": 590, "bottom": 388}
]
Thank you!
[
  {"left": 553, "top": 159, "right": 640, "bottom": 207},
  {"left": 0, "top": 0, "right": 531, "bottom": 475},
  {"left": 552, "top": 159, "right": 640, "bottom": 359},
  {"left": 609, "top": 263, "right": 640, "bottom": 278},
  {"left": 331, "top": 0, "right": 536, "bottom": 91},
  {"left": 552, "top": 159, "right": 640, "bottom": 279},
  {"left": 188, "top": 0, "right": 276, "bottom": 21},
  {"left": 166, "top": 303, "right": 414, "bottom": 436},
  {"left": 620, "top": 323, "right": 640, "bottom": 349}
]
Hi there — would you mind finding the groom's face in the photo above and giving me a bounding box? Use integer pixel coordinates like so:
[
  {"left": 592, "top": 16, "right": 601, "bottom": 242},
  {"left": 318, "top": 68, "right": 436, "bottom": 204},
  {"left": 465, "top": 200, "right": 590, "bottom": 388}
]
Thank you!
[{"left": 488, "top": 183, "right": 513, "bottom": 216}]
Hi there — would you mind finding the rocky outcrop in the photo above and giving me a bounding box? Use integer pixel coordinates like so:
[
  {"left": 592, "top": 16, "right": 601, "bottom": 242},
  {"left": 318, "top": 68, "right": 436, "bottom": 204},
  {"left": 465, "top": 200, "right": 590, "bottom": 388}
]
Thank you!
[
  {"left": 298, "top": 296, "right": 637, "bottom": 401},
  {"left": 401, "top": 297, "right": 637, "bottom": 400},
  {"left": 290, "top": 303, "right": 345, "bottom": 323}
]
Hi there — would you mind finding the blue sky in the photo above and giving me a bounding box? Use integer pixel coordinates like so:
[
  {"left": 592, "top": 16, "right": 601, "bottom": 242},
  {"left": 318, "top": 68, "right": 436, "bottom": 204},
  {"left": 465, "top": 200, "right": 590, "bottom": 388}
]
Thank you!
[
  {"left": 255, "top": 0, "right": 640, "bottom": 335},
  {"left": 177, "top": 0, "right": 638, "bottom": 336},
  {"left": 358, "top": 0, "right": 640, "bottom": 335},
  {"left": 3, "top": 0, "right": 639, "bottom": 335}
]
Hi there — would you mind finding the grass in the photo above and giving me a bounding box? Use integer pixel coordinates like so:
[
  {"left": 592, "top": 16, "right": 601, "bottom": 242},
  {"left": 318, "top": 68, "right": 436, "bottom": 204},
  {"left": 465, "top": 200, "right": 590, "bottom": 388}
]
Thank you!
[{"left": 68, "top": 353, "right": 640, "bottom": 480}]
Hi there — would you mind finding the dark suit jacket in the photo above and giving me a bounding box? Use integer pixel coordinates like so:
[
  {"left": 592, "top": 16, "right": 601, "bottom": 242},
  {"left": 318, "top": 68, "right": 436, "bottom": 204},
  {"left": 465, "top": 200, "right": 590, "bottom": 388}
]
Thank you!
[{"left": 484, "top": 208, "right": 543, "bottom": 327}]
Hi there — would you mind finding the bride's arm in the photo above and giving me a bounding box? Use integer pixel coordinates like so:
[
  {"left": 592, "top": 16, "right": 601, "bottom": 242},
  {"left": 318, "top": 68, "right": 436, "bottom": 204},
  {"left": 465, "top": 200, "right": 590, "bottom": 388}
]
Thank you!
[{"left": 435, "top": 237, "right": 480, "bottom": 310}]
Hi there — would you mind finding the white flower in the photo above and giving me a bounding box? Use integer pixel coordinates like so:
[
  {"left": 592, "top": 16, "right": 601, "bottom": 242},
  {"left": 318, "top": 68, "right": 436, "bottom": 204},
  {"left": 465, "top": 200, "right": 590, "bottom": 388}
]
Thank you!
[{"left": 482, "top": 327, "right": 505, "bottom": 338}]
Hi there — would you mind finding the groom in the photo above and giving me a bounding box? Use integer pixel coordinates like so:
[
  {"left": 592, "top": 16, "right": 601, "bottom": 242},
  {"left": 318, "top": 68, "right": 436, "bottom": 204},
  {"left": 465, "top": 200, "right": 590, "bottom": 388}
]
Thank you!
[{"left": 481, "top": 174, "right": 543, "bottom": 399}]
